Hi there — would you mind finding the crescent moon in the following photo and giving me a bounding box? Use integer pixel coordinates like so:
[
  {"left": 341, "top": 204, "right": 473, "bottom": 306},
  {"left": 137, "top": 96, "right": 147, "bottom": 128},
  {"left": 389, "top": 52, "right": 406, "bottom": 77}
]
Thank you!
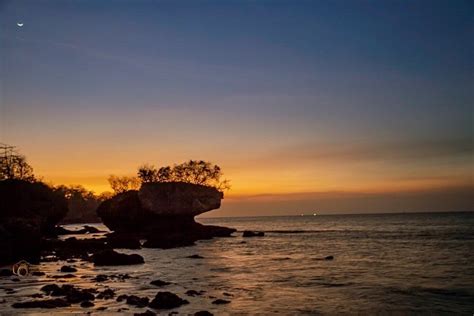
[{"left": 17, "top": 23, "right": 24, "bottom": 27}]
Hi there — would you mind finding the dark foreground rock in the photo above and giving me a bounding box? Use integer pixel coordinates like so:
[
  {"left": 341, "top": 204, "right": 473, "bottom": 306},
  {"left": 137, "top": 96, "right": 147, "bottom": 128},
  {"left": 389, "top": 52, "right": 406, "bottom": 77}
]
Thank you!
[
  {"left": 60, "top": 265, "right": 77, "bottom": 273},
  {"left": 41, "top": 237, "right": 109, "bottom": 261},
  {"left": 212, "top": 298, "right": 231, "bottom": 305},
  {"left": 97, "top": 182, "right": 236, "bottom": 249},
  {"left": 126, "top": 295, "right": 150, "bottom": 307},
  {"left": 12, "top": 298, "right": 71, "bottom": 309},
  {"left": 148, "top": 291, "right": 188, "bottom": 309},
  {"left": 150, "top": 279, "right": 171, "bottom": 287},
  {"left": 40, "top": 284, "right": 96, "bottom": 303},
  {"left": 0, "top": 180, "right": 68, "bottom": 264},
  {"left": 92, "top": 249, "right": 144, "bottom": 266},
  {"left": 242, "top": 230, "right": 265, "bottom": 237}
]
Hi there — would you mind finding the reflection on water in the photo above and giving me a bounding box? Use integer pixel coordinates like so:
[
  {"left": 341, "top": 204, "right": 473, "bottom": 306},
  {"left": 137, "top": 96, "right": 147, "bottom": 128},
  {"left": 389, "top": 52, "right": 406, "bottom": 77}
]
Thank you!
[{"left": 1, "top": 212, "right": 473, "bottom": 314}]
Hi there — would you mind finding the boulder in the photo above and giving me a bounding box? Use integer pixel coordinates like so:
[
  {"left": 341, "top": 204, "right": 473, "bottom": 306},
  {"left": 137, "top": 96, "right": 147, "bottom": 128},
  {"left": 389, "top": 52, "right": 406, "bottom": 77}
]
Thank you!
[
  {"left": 91, "top": 249, "right": 144, "bottom": 266},
  {"left": 96, "top": 182, "right": 236, "bottom": 249},
  {"left": 148, "top": 291, "right": 188, "bottom": 309},
  {"left": 12, "top": 298, "right": 71, "bottom": 309},
  {"left": 139, "top": 182, "right": 222, "bottom": 217},
  {"left": 126, "top": 295, "right": 150, "bottom": 307},
  {"left": 0, "top": 180, "right": 68, "bottom": 265},
  {"left": 150, "top": 279, "right": 171, "bottom": 287}
]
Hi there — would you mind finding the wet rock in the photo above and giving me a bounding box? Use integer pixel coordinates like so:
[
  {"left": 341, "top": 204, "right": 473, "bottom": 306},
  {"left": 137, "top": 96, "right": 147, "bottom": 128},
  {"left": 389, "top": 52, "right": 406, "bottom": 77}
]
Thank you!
[
  {"left": 60, "top": 265, "right": 77, "bottom": 272},
  {"left": 93, "top": 274, "right": 108, "bottom": 282},
  {"left": 117, "top": 294, "right": 129, "bottom": 302},
  {"left": 242, "top": 231, "right": 264, "bottom": 237},
  {"left": 41, "top": 284, "right": 63, "bottom": 295},
  {"left": 126, "top": 295, "right": 150, "bottom": 307},
  {"left": 41, "top": 237, "right": 109, "bottom": 261},
  {"left": 93, "top": 273, "right": 130, "bottom": 282},
  {"left": 96, "top": 288, "right": 116, "bottom": 300},
  {"left": 12, "top": 298, "right": 71, "bottom": 308},
  {"left": 195, "top": 311, "right": 214, "bottom": 316},
  {"left": 150, "top": 279, "right": 171, "bottom": 287},
  {"left": 325, "top": 255, "right": 334, "bottom": 260},
  {"left": 41, "top": 284, "right": 96, "bottom": 303},
  {"left": 62, "top": 285, "right": 96, "bottom": 304},
  {"left": 212, "top": 299, "right": 230, "bottom": 305},
  {"left": 186, "top": 254, "right": 204, "bottom": 259},
  {"left": 0, "top": 269, "right": 13, "bottom": 277},
  {"left": 134, "top": 310, "right": 156, "bottom": 316},
  {"left": 91, "top": 249, "right": 144, "bottom": 266},
  {"left": 96, "top": 306, "right": 108, "bottom": 311},
  {"left": 185, "top": 290, "right": 204, "bottom": 297},
  {"left": 81, "top": 300, "right": 95, "bottom": 308},
  {"left": 222, "top": 292, "right": 233, "bottom": 297},
  {"left": 148, "top": 291, "right": 189, "bottom": 309}
]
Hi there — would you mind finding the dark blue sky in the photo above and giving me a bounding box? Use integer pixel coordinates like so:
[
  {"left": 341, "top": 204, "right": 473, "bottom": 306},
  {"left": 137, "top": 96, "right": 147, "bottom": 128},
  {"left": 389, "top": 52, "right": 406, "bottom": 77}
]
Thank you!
[{"left": 0, "top": 0, "right": 472, "bottom": 204}]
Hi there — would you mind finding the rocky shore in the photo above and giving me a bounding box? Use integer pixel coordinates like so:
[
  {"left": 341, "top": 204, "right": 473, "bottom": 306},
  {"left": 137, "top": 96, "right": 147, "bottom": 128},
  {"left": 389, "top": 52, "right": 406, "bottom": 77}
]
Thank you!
[{"left": 0, "top": 179, "right": 237, "bottom": 314}]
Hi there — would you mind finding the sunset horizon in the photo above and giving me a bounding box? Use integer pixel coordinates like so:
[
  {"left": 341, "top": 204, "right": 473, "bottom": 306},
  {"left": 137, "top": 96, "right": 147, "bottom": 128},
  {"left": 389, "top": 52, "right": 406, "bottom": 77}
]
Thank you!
[{"left": 0, "top": 1, "right": 473, "bottom": 314}]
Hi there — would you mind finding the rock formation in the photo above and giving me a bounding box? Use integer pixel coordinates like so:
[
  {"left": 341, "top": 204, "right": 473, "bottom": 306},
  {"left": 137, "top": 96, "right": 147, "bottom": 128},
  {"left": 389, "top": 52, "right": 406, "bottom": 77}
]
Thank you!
[
  {"left": 0, "top": 179, "right": 68, "bottom": 264},
  {"left": 97, "top": 182, "right": 235, "bottom": 247}
]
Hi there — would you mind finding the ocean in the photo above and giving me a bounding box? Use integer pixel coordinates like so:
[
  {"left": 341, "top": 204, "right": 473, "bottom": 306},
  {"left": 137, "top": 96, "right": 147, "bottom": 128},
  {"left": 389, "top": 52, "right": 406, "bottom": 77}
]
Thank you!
[{"left": 0, "top": 212, "right": 473, "bottom": 314}]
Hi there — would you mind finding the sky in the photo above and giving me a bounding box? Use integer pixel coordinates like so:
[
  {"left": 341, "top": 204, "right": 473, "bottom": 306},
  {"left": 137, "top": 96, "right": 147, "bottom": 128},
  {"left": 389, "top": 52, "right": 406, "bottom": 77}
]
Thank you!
[{"left": 0, "top": 0, "right": 472, "bottom": 216}]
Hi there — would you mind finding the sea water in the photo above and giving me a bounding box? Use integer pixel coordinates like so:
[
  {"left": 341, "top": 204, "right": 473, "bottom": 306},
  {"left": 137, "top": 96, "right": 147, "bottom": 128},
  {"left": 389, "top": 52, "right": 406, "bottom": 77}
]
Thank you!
[{"left": 0, "top": 212, "right": 473, "bottom": 314}]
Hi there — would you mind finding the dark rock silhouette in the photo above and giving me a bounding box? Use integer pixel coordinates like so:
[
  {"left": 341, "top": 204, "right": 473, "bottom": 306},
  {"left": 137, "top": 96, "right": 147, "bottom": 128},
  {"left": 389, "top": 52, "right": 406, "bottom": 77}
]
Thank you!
[
  {"left": 96, "top": 288, "right": 116, "bottom": 300},
  {"left": 91, "top": 249, "right": 144, "bottom": 266},
  {"left": 80, "top": 301, "right": 94, "bottom": 308},
  {"left": 12, "top": 298, "right": 71, "bottom": 309},
  {"left": 60, "top": 265, "right": 77, "bottom": 273},
  {"left": 0, "top": 179, "right": 68, "bottom": 264},
  {"left": 242, "top": 230, "right": 265, "bottom": 237},
  {"left": 150, "top": 279, "right": 171, "bottom": 287},
  {"left": 126, "top": 295, "right": 150, "bottom": 307},
  {"left": 97, "top": 182, "right": 235, "bottom": 248},
  {"left": 212, "top": 298, "right": 231, "bottom": 305},
  {"left": 148, "top": 291, "right": 188, "bottom": 309}
]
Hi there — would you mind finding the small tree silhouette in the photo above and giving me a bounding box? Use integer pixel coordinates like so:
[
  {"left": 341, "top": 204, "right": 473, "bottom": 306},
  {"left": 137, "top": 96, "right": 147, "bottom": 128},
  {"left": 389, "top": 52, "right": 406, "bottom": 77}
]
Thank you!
[
  {"left": 0, "top": 144, "right": 35, "bottom": 182},
  {"left": 107, "top": 175, "right": 141, "bottom": 194}
]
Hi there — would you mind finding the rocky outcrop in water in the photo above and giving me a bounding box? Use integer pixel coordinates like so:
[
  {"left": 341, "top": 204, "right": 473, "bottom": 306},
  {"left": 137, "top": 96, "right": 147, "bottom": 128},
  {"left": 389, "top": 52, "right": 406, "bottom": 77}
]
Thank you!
[
  {"left": 0, "top": 179, "right": 68, "bottom": 264},
  {"left": 97, "top": 182, "right": 235, "bottom": 247}
]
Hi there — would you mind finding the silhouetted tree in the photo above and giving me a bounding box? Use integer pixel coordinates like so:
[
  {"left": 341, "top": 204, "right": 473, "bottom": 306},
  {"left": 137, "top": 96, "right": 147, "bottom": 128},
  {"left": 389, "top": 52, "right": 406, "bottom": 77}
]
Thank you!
[
  {"left": 0, "top": 144, "right": 35, "bottom": 182},
  {"left": 108, "top": 175, "right": 141, "bottom": 194},
  {"left": 136, "top": 160, "right": 230, "bottom": 191},
  {"left": 137, "top": 164, "right": 159, "bottom": 183},
  {"left": 157, "top": 166, "right": 172, "bottom": 182}
]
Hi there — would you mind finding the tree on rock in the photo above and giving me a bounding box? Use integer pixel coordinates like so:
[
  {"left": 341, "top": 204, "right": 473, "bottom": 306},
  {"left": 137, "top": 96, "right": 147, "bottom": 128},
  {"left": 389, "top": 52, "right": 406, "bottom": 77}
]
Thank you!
[
  {"left": 0, "top": 144, "right": 35, "bottom": 182},
  {"left": 137, "top": 160, "right": 230, "bottom": 191},
  {"left": 108, "top": 175, "right": 141, "bottom": 194}
]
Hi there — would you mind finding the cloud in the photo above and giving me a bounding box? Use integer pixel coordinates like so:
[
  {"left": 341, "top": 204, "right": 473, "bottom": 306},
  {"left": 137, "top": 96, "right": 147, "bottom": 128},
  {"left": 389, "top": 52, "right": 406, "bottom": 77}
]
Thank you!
[{"left": 247, "top": 136, "right": 473, "bottom": 169}]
